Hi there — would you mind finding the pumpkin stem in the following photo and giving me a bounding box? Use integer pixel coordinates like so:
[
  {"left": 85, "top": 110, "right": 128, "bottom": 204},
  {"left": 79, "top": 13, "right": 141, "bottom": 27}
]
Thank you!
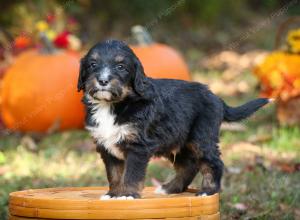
[
  {"left": 131, "top": 25, "right": 154, "bottom": 46},
  {"left": 39, "top": 32, "right": 56, "bottom": 54}
]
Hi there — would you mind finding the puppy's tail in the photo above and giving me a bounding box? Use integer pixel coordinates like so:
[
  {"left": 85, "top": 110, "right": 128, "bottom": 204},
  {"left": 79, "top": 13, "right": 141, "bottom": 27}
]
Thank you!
[{"left": 223, "top": 98, "right": 272, "bottom": 122}]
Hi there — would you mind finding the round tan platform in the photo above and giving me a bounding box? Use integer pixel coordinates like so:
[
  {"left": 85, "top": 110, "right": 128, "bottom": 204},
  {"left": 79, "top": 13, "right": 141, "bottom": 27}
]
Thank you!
[{"left": 9, "top": 187, "right": 220, "bottom": 220}]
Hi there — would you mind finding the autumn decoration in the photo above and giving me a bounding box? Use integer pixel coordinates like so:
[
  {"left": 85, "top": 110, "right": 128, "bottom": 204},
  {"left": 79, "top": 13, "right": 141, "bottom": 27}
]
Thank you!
[{"left": 254, "top": 17, "right": 300, "bottom": 125}]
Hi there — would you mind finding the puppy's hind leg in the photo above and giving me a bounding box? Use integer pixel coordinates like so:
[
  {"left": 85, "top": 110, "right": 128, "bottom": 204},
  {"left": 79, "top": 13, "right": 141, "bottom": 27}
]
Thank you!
[
  {"left": 187, "top": 141, "right": 223, "bottom": 196},
  {"left": 193, "top": 143, "right": 224, "bottom": 196},
  {"left": 197, "top": 156, "right": 223, "bottom": 196},
  {"left": 187, "top": 115, "right": 224, "bottom": 197},
  {"left": 156, "top": 148, "right": 199, "bottom": 195}
]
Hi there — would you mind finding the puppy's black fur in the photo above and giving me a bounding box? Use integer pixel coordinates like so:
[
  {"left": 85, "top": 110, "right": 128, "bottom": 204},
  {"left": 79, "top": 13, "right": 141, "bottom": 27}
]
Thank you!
[{"left": 78, "top": 40, "right": 270, "bottom": 198}]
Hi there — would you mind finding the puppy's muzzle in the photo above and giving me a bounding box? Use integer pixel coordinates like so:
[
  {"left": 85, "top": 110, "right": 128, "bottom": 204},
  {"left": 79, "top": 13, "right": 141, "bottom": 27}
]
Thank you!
[
  {"left": 89, "top": 87, "right": 100, "bottom": 97},
  {"left": 97, "top": 75, "right": 110, "bottom": 87},
  {"left": 89, "top": 85, "right": 119, "bottom": 101},
  {"left": 98, "top": 80, "right": 108, "bottom": 86},
  {"left": 97, "top": 67, "right": 112, "bottom": 86}
]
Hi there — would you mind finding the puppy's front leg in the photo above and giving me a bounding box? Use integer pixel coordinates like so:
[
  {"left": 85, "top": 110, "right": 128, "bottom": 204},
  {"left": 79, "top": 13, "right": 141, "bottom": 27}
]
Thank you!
[
  {"left": 119, "top": 150, "right": 150, "bottom": 199},
  {"left": 98, "top": 147, "right": 124, "bottom": 200}
]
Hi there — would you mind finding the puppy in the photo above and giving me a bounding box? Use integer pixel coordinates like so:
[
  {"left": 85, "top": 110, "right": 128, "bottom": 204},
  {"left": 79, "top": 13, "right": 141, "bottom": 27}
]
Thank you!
[{"left": 77, "top": 40, "right": 270, "bottom": 200}]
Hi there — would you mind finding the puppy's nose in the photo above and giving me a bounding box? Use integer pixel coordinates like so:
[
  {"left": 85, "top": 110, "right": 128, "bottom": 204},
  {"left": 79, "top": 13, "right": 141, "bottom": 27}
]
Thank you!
[{"left": 98, "top": 79, "right": 109, "bottom": 86}]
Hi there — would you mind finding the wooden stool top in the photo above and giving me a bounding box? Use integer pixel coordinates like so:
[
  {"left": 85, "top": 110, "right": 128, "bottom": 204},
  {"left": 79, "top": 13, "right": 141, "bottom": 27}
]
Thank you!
[{"left": 9, "top": 187, "right": 219, "bottom": 219}]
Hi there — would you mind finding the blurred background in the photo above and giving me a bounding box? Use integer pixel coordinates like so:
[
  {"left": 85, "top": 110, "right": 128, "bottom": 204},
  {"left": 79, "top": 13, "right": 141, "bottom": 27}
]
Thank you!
[{"left": 0, "top": 1, "right": 300, "bottom": 219}]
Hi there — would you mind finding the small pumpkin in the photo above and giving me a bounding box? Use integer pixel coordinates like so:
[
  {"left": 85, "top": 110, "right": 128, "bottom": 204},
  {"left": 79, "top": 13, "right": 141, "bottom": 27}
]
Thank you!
[
  {"left": 0, "top": 49, "right": 84, "bottom": 132},
  {"left": 130, "top": 26, "right": 190, "bottom": 81}
]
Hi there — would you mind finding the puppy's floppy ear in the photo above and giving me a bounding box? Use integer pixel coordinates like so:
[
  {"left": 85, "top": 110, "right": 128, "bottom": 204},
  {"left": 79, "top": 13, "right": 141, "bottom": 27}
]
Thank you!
[
  {"left": 133, "top": 57, "right": 154, "bottom": 99},
  {"left": 133, "top": 57, "right": 150, "bottom": 98},
  {"left": 77, "top": 56, "right": 87, "bottom": 92}
]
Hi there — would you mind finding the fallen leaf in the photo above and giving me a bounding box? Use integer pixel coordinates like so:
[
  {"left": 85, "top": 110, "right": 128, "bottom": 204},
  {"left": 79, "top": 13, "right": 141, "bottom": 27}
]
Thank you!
[
  {"left": 233, "top": 203, "right": 247, "bottom": 211},
  {"left": 279, "top": 203, "right": 290, "bottom": 212},
  {"left": 151, "top": 178, "right": 162, "bottom": 187},
  {"left": 227, "top": 166, "right": 242, "bottom": 174},
  {"left": 221, "top": 122, "right": 247, "bottom": 132},
  {"left": 271, "top": 161, "right": 300, "bottom": 173},
  {"left": 294, "top": 209, "right": 300, "bottom": 220},
  {"left": 20, "top": 135, "right": 38, "bottom": 152}
]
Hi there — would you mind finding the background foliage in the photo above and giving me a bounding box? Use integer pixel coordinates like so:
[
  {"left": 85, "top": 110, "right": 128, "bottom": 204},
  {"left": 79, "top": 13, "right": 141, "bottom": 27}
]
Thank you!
[{"left": 1, "top": 0, "right": 300, "bottom": 52}]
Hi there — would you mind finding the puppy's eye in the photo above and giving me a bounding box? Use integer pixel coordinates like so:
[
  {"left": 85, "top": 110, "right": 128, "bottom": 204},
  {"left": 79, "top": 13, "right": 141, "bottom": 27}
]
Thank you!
[
  {"left": 116, "top": 64, "right": 125, "bottom": 71},
  {"left": 90, "top": 63, "right": 97, "bottom": 68}
]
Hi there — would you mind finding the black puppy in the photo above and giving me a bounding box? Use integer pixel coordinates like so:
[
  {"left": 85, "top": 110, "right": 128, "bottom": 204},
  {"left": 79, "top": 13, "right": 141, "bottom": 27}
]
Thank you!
[{"left": 78, "top": 40, "right": 270, "bottom": 200}]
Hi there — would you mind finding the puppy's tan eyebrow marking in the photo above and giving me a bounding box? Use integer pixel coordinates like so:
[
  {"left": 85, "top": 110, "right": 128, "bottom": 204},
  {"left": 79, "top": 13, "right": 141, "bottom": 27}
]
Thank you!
[
  {"left": 91, "top": 53, "right": 100, "bottom": 60},
  {"left": 115, "top": 55, "right": 124, "bottom": 62}
]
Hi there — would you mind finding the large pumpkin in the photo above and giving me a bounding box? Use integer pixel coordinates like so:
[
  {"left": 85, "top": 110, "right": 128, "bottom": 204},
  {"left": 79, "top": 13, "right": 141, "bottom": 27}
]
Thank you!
[
  {"left": 0, "top": 49, "right": 84, "bottom": 132},
  {"left": 130, "top": 26, "right": 190, "bottom": 80}
]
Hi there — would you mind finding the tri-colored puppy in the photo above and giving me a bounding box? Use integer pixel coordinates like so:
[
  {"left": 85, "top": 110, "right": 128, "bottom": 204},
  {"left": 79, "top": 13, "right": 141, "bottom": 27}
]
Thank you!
[{"left": 77, "top": 40, "right": 270, "bottom": 200}]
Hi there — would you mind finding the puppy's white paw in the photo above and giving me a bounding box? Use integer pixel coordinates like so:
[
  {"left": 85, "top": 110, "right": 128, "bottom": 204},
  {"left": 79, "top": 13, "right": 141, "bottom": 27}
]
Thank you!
[
  {"left": 154, "top": 186, "right": 167, "bottom": 195},
  {"left": 114, "top": 196, "right": 135, "bottom": 200},
  {"left": 197, "top": 192, "right": 208, "bottom": 197},
  {"left": 100, "top": 194, "right": 112, "bottom": 200}
]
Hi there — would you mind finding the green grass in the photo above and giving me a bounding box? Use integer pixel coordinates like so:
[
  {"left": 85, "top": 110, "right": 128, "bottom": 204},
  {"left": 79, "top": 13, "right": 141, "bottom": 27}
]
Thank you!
[
  {"left": 265, "top": 126, "right": 300, "bottom": 153},
  {"left": 221, "top": 168, "right": 300, "bottom": 219}
]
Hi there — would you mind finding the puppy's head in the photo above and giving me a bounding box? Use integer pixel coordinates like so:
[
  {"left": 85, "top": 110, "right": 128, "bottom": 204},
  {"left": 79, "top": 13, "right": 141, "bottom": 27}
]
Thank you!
[{"left": 78, "top": 40, "right": 149, "bottom": 103}]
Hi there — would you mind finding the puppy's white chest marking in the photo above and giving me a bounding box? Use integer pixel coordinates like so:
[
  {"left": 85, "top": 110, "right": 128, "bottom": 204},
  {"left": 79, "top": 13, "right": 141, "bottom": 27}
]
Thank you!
[{"left": 86, "top": 102, "right": 136, "bottom": 160}]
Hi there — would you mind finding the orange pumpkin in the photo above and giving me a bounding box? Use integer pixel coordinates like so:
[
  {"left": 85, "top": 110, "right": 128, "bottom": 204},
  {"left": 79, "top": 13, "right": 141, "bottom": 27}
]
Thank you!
[
  {"left": 130, "top": 26, "right": 190, "bottom": 80},
  {"left": 131, "top": 44, "right": 190, "bottom": 80},
  {"left": 0, "top": 49, "right": 84, "bottom": 132}
]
